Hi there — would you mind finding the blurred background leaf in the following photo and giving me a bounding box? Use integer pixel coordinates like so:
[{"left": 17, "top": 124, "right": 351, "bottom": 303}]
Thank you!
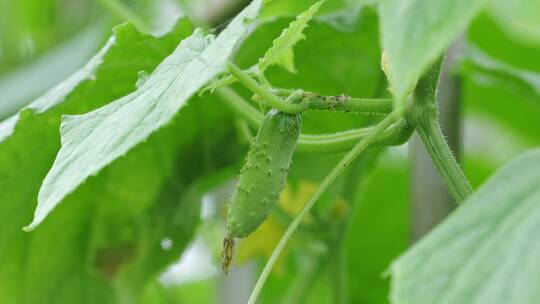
[
  {"left": 0, "top": 0, "right": 99, "bottom": 73},
  {"left": 461, "top": 0, "right": 540, "bottom": 188}
]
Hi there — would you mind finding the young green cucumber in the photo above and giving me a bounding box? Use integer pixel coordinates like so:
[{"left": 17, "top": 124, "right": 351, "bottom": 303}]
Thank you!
[{"left": 228, "top": 109, "right": 301, "bottom": 238}]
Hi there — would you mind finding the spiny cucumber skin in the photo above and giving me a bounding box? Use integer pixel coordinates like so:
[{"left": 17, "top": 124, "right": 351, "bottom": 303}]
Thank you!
[{"left": 228, "top": 109, "right": 301, "bottom": 238}]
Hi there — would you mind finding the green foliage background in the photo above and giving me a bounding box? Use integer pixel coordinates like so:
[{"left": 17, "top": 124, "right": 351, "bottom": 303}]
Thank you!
[{"left": 1, "top": 0, "right": 539, "bottom": 303}]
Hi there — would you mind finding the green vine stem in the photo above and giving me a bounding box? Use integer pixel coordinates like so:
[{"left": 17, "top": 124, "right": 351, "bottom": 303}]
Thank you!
[
  {"left": 215, "top": 87, "right": 413, "bottom": 154},
  {"left": 228, "top": 63, "right": 306, "bottom": 113},
  {"left": 272, "top": 88, "right": 392, "bottom": 114},
  {"left": 246, "top": 108, "right": 404, "bottom": 304},
  {"left": 229, "top": 62, "right": 394, "bottom": 115},
  {"left": 297, "top": 120, "right": 412, "bottom": 153},
  {"left": 304, "top": 95, "right": 391, "bottom": 114},
  {"left": 98, "top": 0, "right": 151, "bottom": 32},
  {"left": 411, "top": 59, "right": 472, "bottom": 202},
  {"left": 415, "top": 117, "right": 472, "bottom": 202}
]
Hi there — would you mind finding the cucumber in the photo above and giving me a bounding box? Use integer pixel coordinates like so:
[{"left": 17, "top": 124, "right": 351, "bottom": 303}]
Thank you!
[{"left": 227, "top": 109, "right": 301, "bottom": 238}]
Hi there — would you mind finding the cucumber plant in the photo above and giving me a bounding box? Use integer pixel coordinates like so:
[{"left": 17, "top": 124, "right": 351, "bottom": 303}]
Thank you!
[{"left": 1, "top": 0, "right": 540, "bottom": 303}]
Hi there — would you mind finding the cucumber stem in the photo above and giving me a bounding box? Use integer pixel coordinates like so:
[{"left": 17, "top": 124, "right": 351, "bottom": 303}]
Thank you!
[
  {"left": 272, "top": 88, "right": 393, "bottom": 114},
  {"left": 228, "top": 63, "right": 306, "bottom": 113},
  {"left": 228, "top": 63, "right": 394, "bottom": 115},
  {"left": 216, "top": 87, "right": 412, "bottom": 154}
]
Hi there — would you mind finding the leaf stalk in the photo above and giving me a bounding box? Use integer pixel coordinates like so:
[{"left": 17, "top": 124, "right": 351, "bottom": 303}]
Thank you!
[{"left": 411, "top": 59, "right": 472, "bottom": 202}]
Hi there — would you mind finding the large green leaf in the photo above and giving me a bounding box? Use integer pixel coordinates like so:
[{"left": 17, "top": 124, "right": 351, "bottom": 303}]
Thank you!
[
  {"left": 97, "top": 95, "right": 242, "bottom": 301},
  {"left": 391, "top": 148, "right": 540, "bottom": 304},
  {"left": 0, "top": 94, "right": 240, "bottom": 304},
  {"left": 26, "top": 0, "right": 264, "bottom": 230},
  {"left": 378, "top": 0, "right": 489, "bottom": 100},
  {"left": 0, "top": 21, "right": 193, "bottom": 142},
  {"left": 0, "top": 20, "right": 199, "bottom": 303}
]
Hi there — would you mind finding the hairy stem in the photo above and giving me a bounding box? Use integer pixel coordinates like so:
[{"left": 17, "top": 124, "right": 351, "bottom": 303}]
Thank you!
[
  {"left": 411, "top": 43, "right": 464, "bottom": 240},
  {"left": 412, "top": 58, "right": 472, "bottom": 203},
  {"left": 415, "top": 117, "right": 472, "bottom": 202},
  {"left": 246, "top": 108, "right": 404, "bottom": 304}
]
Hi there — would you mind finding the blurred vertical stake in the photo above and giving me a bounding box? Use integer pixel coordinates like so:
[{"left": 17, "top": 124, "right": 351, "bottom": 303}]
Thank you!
[{"left": 410, "top": 40, "right": 463, "bottom": 242}]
